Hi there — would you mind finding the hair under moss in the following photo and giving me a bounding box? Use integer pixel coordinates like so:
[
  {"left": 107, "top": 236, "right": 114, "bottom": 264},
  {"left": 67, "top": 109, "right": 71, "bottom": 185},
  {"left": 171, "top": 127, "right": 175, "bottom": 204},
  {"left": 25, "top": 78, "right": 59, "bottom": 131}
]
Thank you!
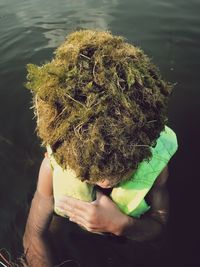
[{"left": 26, "top": 29, "right": 172, "bottom": 183}]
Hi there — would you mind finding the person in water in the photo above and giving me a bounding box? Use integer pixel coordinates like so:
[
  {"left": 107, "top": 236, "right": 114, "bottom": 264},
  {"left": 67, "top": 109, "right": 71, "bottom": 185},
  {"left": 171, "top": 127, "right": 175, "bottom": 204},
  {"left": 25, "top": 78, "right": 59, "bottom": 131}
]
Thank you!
[{"left": 23, "top": 29, "right": 178, "bottom": 267}]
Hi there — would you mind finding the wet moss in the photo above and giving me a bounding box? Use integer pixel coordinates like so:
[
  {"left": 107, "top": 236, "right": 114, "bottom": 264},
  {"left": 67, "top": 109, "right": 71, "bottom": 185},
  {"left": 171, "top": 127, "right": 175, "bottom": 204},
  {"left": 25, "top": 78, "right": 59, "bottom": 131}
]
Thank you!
[{"left": 26, "top": 29, "right": 172, "bottom": 183}]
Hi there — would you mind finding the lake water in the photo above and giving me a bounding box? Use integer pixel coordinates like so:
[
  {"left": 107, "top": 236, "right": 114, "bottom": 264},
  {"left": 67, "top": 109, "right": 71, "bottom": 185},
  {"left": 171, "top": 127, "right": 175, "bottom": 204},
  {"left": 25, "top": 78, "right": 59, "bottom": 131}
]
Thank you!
[{"left": 0, "top": 0, "right": 199, "bottom": 266}]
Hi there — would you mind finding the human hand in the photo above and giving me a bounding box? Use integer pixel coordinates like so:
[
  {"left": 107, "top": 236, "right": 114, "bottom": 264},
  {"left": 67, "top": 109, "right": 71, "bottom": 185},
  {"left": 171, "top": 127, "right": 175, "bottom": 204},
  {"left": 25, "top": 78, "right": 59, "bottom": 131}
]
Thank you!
[{"left": 55, "top": 191, "right": 129, "bottom": 235}]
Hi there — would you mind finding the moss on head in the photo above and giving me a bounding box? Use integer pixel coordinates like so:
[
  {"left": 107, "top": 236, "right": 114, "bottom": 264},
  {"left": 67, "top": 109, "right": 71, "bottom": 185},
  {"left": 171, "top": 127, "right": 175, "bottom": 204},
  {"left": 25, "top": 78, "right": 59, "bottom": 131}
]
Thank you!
[{"left": 26, "top": 29, "right": 172, "bottom": 183}]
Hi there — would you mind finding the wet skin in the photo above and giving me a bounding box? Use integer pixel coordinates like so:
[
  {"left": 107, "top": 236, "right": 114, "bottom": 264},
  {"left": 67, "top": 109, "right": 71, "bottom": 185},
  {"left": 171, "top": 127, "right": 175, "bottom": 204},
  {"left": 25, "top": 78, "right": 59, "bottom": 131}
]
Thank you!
[{"left": 23, "top": 156, "right": 169, "bottom": 267}]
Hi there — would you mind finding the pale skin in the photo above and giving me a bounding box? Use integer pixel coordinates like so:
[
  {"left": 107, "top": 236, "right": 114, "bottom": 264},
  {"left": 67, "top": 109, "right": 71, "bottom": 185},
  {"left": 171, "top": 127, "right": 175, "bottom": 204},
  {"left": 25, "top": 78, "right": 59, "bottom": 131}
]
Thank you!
[{"left": 38, "top": 155, "right": 169, "bottom": 238}]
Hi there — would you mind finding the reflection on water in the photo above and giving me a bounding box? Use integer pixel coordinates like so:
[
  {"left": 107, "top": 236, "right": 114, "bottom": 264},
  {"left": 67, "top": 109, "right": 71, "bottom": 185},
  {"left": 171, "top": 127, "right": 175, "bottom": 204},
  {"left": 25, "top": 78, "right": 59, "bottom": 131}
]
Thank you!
[
  {"left": 0, "top": 0, "right": 200, "bottom": 265},
  {"left": 2, "top": 0, "right": 119, "bottom": 51}
]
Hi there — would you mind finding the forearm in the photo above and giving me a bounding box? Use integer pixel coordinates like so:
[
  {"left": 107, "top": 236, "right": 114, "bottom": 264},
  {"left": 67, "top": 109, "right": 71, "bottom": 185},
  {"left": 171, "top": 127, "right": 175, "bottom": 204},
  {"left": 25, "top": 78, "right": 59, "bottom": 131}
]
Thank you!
[
  {"left": 117, "top": 214, "right": 165, "bottom": 242},
  {"left": 23, "top": 190, "right": 55, "bottom": 267},
  {"left": 23, "top": 233, "right": 55, "bottom": 267},
  {"left": 118, "top": 168, "right": 170, "bottom": 242}
]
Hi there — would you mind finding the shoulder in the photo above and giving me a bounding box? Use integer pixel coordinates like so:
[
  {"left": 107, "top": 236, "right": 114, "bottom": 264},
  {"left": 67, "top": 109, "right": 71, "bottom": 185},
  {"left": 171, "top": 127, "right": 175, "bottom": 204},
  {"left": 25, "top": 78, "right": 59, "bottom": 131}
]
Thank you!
[
  {"left": 145, "top": 165, "right": 169, "bottom": 204},
  {"left": 37, "top": 156, "right": 53, "bottom": 197},
  {"left": 145, "top": 165, "right": 169, "bottom": 225},
  {"left": 154, "top": 165, "right": 169, "bottom": 187},
  {"left": 146, "top": 166, "right": 169, "bottom": 198}
]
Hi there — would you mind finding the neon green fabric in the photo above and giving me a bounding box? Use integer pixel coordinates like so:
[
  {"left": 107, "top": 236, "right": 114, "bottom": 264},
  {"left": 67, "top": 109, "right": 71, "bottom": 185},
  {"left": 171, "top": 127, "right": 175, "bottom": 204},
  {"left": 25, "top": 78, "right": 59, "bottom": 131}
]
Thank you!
[{"left": 47, "top": 125, "right": 178, "bottom": 218}]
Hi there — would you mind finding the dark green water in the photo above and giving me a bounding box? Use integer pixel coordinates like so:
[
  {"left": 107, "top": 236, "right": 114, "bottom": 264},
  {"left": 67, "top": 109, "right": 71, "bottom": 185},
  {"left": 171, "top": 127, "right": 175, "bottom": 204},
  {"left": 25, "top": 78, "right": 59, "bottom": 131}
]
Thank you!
[{"left": 0, "top": 0, "right": 199, "bottom": 265}]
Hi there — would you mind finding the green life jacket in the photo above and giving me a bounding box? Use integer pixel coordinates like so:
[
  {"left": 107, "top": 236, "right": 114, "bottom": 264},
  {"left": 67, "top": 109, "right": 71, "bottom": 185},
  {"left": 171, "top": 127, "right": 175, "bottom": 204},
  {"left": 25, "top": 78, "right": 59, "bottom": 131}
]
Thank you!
[{"left": 47, "top": 125, "right": 178, "bottom": 218}]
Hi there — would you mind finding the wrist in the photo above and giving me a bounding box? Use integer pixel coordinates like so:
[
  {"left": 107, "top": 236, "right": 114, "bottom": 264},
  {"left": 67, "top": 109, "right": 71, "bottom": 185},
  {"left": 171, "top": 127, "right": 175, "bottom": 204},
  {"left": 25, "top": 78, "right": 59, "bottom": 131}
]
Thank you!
[{"left": 112, "top": 214, "right": 134, "bottom": 236}]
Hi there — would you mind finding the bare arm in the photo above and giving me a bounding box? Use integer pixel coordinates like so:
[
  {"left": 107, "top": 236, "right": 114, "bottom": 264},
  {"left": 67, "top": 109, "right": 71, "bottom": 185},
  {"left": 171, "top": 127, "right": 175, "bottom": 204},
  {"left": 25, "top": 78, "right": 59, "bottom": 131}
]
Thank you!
[
  {"left": 23, "top": 156, "right": 55, "bottom": 267},
  {"left": 119, "top": 166, "right": 169, "bottom": 241},
  {"left": 55, "top": 166, "right": 169, "bottom": 242}
]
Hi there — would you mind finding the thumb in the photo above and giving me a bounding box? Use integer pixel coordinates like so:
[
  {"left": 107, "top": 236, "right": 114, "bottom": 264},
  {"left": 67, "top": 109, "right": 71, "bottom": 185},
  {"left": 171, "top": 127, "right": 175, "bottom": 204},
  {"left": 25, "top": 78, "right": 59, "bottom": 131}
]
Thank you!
[
  {"left": 91, "top": 190, "right": 104, "bottom": 204},
  {"left": 96, "top": 190, "right": 104, "bottom": 199}
]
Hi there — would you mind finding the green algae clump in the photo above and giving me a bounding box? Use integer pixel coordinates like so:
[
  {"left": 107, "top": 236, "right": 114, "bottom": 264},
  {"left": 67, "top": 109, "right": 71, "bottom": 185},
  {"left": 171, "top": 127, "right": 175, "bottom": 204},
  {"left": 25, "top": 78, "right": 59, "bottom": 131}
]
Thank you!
[{"left": 26, "top": 29, "right": 172, "bottom": 183}]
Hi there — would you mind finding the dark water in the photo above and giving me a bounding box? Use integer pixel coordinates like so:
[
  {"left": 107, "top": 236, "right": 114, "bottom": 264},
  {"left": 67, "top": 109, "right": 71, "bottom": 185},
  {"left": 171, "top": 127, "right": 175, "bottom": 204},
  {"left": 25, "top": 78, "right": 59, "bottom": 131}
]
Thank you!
[{"left": 0, "top": 0, "right": 200, "bottom": 265}]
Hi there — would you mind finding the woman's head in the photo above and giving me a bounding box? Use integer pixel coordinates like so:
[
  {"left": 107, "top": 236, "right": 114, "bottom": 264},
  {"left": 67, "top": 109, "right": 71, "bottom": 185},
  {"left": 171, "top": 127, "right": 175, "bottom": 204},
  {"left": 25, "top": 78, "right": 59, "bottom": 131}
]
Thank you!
[{"left": 26, "top": 29, "right": 172, "bottom": 183}]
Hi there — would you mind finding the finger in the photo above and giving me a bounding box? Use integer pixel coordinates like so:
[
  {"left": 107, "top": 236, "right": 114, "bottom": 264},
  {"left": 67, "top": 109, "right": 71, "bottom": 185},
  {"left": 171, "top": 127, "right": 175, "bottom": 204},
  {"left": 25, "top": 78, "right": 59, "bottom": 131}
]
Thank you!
[
  {"left": 92, "top": 191, "right": 109, "bottom": 205},
  {"left": 56, "top": 203, "right": 88, "bottom": 219},
  {"left": 56, "top": 207, "right": 74, "bottom": 218},
  {"left": 72, "top": 220, "right": 101, "bottom": 234},
  {"left": 56, "top": 196, "right": 91, "bottom": 211},
  {"left": 91, "top": 191, "right": 103, "bottom": 205},
  {"left": 55, "top": 201, "right": 72, "bottom": 212},
  {"left": 68, "top": 213, "right": 97, "bottom": 230},
  {"left": 67, "top": 213, "right": 103, "bottom": 234},
  {"left": 96, "top": 191, "right": 104, "bottom": 199}
]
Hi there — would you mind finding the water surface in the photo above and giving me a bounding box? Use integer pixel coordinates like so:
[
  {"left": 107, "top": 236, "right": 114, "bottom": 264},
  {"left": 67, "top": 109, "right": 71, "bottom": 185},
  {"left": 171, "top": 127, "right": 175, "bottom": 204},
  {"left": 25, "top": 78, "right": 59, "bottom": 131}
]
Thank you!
[{"left": 0, "top": 0, "right": 199, "bottom": 265}]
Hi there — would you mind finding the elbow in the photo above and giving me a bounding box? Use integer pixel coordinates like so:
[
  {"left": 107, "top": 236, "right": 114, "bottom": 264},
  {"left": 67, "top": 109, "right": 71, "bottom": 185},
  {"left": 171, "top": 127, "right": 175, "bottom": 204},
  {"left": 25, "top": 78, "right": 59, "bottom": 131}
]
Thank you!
[
  {"left": 23, "top": 226, "right": 30, "bottom": 253},
  {"left": 23, "top": 224, "right": 44, "bottom": 253},
  {"left": 149, "top": 216, "right": 168, "bottom": 241}
]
